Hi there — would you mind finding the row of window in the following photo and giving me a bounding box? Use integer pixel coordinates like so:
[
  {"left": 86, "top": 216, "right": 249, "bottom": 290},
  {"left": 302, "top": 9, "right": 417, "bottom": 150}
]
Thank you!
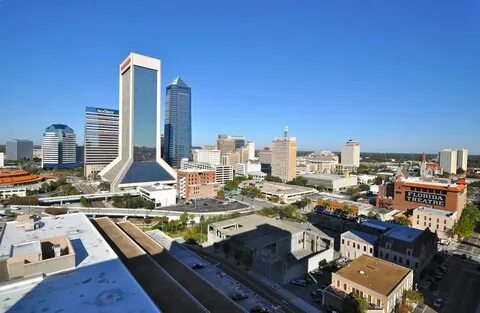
[
  {"left": 335, "top": 281, "right": 381, "bottom": 307},
  {"left": 416, "top": 221, "right": 447, "bottom": 231},
  {"left": 342, "top": 239, "right": 373, "bottom": 254},
  {"left": 417, "top": 215, "right": 447, "bottom": 224},
  {"left": 379, "top": 250, "right": 418, "bottom": 268},
  {"left": 408, "top": 187, "right": 447, "bottom": 195}
]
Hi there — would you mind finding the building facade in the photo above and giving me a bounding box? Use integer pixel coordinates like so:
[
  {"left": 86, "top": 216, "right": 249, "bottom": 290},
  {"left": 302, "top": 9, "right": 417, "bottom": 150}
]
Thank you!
[
  {"left": 341, "top": 139, "right": 360, "bottom": 168},
  {"left": 84, "top": 107, "right": 119, "bottom": 179},
  {"left": 163, "top": 77, "right": 192, "bottom": 168},
  {"left": 247, "top": 141, "right": 255, "bottom": 160},
  {"left": 177, "top": 169, "right": 219, "bottom": 199},
  {"left": 41, "top": 124, "right": 76, "bottom": 169},
  {"left": 303, "top": 173, "right": 358, "bottom": 191},
  {"left": 138, "top": 184, "right": 177, "bottom": 208},
  {"left": 457, "top": 148, "right": 468, "bottom": 172},
  {"left": 271, "top": 127, "right": 297, "bottom": 182},
  {"left": 180, "top": 160, "right": 233, "bottom": 185},
  {"left": 340, "top": 230, "right": 377, "bottom": 260},
  {"left": 100, "top": 53, "right": 176, "bottom": 191},
  {"left": 0, "top": 152, "right": 3, "bottom": 168},
  {"left": 376, "top": 177, "right": 467, "bottom": 214},
  {"left": 411, "top": 207, "right": 457, "bottom": 239},
  {"left": 439, "top": 149, "right": 457, "bottom": 174},
  {"left": 192, "top": 149, "right": 221, "bottom": 165},
  {"left": 6, "top": 139, "right": 33, "bottom": 161},
  {"left": 207, "top": 214, "right": 334, "bottom": 285},
  {"left": 325, "top": 255, "right": 413, "bottom": 313}
]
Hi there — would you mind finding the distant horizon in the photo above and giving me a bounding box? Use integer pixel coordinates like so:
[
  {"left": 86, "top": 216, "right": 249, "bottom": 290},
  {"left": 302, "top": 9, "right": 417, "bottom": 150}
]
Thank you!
[{"left": 1, "top": 1, "right": 479, "bottom": 153}]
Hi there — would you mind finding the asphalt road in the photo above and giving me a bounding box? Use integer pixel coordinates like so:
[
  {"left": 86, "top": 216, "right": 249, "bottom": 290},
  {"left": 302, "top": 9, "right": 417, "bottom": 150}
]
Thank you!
[
  {"left": 231, "top": 195, "right": 273, "bottom": 211},
  {"left": 187, "top": 245, "right": 310, "bottom": 313}
]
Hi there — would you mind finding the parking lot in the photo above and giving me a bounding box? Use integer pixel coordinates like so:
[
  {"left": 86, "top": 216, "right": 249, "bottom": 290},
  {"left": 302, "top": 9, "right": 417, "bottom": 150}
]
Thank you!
[
  {"left": 147, "top": 230, "right": 278, "bottom": 313},
  {"left": 418, "top": 253, "right": 480, "bottom": 313}
]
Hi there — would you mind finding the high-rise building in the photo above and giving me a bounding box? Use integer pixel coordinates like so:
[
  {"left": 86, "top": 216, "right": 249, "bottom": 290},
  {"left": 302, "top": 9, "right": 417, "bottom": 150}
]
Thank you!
[
  {"left": 0, "top": 152, "right": 4, "bottom": 167},
  {"left": 100, "top": 53, "right": 176, "bottom": 191},
  {"left": 180, "top": 160, "right": 233, "bottom": 185},
  {"left": 84, "top": 107, "right": 119, "bottom": 179},
  {"left": 259, "top": 147, "right": 273, "bottom": 176},
  {"left": 247, "top": 141, "right": 255, "bottom": 160},
  {"left": 163, "top": 77, "right": 192, "bottom": 168},
  {"left": 217, "top": 136, "right": 236, "bottom": 154},
  {"left": 271, "top": 127, "right": 297, "bottom": 182},
  {"left": 457, "top": 148, "right": 468, "bottom": 172},
  {"left": 439, "top": 149, "right": 458, "bottom": 174},
  {"left": 6, "top": 139, "right": 33, "bottom": 161},
  {"left": 192, "top": 149, "right": 221, "bottom": 165},
  {"left": 341, "top": 139, "right": 360, "bottom": 167},
  {"left": 41, "top": 124, "right": 76, "bottom": 168}
]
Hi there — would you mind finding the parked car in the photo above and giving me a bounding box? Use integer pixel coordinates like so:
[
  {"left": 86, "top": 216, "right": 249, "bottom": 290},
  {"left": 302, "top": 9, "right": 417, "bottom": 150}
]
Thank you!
[
  {"left": 230, "top": 292, "right": 249, "bottom": 301},
  {"left": 439, "top": 266, "right": 448, "bottom": 273},
  {"left": 433, "top": 298, "right": 444, "bottom": 308},
  {"left": 191, "top": 263, "right": 205, "bottom": 270},
  {"left": 250, "top": 305, "right": 270, "bottom": 313},
  {"left": 435, "top": 273, "right": 443, "bottom": 280},
  {"left": 290, "top": 279, "right": 307, "bottom": 287},
  {"left": 439, "top": 239, "right": 450, "bottom": 246}
]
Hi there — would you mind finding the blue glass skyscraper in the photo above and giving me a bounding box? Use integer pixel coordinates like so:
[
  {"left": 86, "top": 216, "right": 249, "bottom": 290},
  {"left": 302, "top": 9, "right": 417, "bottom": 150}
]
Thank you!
[{"left": 164, "top": 77, "right": 192, "bottom": 167}]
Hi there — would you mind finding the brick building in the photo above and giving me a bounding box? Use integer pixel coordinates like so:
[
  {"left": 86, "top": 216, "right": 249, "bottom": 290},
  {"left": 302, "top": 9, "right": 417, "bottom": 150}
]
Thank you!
[{"left": 177, "top": 169, "right": 220, "bottom": 200}]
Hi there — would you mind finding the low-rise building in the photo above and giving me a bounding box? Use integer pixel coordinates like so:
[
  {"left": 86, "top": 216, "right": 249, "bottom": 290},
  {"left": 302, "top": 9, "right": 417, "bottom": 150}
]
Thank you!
[
  {"left": 246, "top": 181, "right": 318, "bottom": 204},
  {"left": 376, "top": 176, "right": 467, "bottom": 214},
  {"left": 180, "top": 160, "right": 234, "bottom": 185},
  {"left": 0, "top": 213, "right": 158, "bottom": 312},
  {"left": 0, "top": 186, "right": 27, "bottom": 199},
  {"left": 303, "top": 173, "right": 358, "bottom": 191},
  {"left": 340, "top": 230, "right": 377, "bottom": 260},
  {"left": 411, "top": 206, "right": 457, "bottom": 239},
  {"left": 177, "top": 169, "right": 220, "bottom": 200},
  {"left": 207, "top": 214, "right": 334, "bottom": 285},
  {"left": 138, "top": 184, "right": 177, "bottom": 208},
  {"left": 339, "top": 220, "right": 437, "bottom": 277},
  {"left": 192, "top": 149, "right": 221, "bottom": 165},
  {"left": 324, "top": 255, "right": 413, "bottom": 313}
]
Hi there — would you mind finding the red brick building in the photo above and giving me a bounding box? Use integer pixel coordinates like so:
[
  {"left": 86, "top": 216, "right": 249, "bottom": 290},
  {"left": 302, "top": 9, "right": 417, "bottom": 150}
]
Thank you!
[{"left": 177, "top": 169, "right": 220, "bottom": 200}]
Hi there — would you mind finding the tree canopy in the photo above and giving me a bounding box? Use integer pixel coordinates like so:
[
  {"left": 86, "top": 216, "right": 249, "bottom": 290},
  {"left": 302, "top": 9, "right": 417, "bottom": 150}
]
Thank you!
[{"left": 454, "top": 203, "right": 480, "bottom": 239}]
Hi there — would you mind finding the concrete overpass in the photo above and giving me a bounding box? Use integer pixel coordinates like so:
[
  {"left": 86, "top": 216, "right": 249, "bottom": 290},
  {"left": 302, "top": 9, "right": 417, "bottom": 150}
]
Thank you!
[
  {"left": 38, "top": 191, "right": 139, "bottom": 204},
  {"left": 10, "top": 204, "right": 253, "bottom": 223}
]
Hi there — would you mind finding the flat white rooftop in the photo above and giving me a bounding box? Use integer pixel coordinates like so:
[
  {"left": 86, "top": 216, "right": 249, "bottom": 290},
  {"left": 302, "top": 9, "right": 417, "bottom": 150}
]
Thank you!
[{"left": 0, "top": 213, "right": 160, "bottom": 313}]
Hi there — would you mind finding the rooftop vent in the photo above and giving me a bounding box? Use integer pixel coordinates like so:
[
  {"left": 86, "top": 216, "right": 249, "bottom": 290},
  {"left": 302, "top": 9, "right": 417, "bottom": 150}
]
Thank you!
[{"left": 359, "top": 270, "right": 365, "bottom": 275}]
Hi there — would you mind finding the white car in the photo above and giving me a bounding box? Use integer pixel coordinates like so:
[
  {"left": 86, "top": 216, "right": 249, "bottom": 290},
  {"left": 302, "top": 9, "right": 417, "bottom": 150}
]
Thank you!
[{"left": 10, "top": 206, "right": 21, "bottom": 211}]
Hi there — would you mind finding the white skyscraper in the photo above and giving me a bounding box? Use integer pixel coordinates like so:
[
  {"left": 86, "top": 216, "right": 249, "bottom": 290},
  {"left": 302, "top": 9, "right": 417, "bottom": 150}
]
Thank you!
[
  {"left": 100, "top": 53, "right": 176, "bottom": 190},
  {"left": 439, "top": 149, "right": 458, "bottom": 174},
  {"left": 247, "top": 141, "right": 255, "bottom": 160},
  {"left": 41, "top": 124, "right": 76, "bottom": 169},
  {"left": 341, "top": 139, "right": 360, "bottom": 167},
  {"left": 457, "top": 148, "right": 468, "bottom": 172}
]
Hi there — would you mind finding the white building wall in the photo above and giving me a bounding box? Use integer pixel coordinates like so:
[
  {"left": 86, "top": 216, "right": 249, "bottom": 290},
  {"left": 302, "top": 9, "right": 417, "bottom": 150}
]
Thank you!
[
  {"left": 42, "top": 132, "right": 60, "bottom": 166},
  {"left": 193, "top": 149, "right": 221, "bottom": 165},
  {"left": 0, "top": 152, "right": 4, "bottom": 167},
  {"left": 341, "top": 140, "right": 360, "bottom": 167},
  {"left": 247, "top": 141, "right": 255, "bottom": 160},
  {"left": 439, "top": 149, "right": 458, "bottom": 174},
  {"left": 457, "top": 148, "right": 468, "bottom": 171}
]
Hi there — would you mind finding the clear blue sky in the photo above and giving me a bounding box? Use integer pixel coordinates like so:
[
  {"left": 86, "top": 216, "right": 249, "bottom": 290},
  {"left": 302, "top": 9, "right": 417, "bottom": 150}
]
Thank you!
[{"left": 1, "top": 1, "right": 479, "bottom": 153}]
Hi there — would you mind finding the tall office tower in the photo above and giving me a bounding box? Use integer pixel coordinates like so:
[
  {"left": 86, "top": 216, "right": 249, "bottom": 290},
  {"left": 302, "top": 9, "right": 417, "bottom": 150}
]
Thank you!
[
  {"left": 100, "top": 53, "right": 176, "bottom": 191},
  {"left": 457, "top": 148, "right": 468, "bottom": 172},
  {"left": 163, "top": 77, "right": 192, "bottom": 168},
  {"left": 439, "top": 149, "right": 458, "bottom": 174},
  {"left": 0, "top": 152, "right": 4, "bottom": 167},
  {"left": 271, "top": 127, "right": 297, "bottom": 182},
  {"left": 217, "top": 135, "right": 236, "bottom": 154},
  {"left": 259, "top": 147, "right": 273, "bottom": 175},
  {"left": 341, "top": 139, "right": 360, "bottom": 167},
  {"left": 192, "top": 149, "right": 221, "bottom": 165},
  {"left": 238, "top": 147, "right": 250, "bottom": 163},
  {"left": 84, "top": 107, "right": 119, "bottom": 179},
  {"left": 41, "top": 124, "right": 76, "bottom": 168},
  {"left": 247, "top": 141, "right": 255, "bottom": 160},
  {"left": 231, "top": 135, "right": 247, "bottom": 149},
  {"left": 6, "top": 139, "right": 33, "bottom": 161}
]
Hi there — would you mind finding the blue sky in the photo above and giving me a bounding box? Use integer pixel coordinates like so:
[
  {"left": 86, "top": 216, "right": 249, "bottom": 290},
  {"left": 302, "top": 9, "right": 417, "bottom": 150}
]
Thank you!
[{"left": 1, "top": 1, "right": 479, "bottom": 153}]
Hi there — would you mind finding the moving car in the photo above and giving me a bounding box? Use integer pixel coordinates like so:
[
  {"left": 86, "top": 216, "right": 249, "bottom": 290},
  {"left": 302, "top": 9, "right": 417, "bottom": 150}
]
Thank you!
[
  {"left": 250, "top": 305, "right": 270, "bottom": 313},
  {"left": 191, "top": 263, "right": 205, "bottom": 270},
  {"left": 230, "top": 291, "right": 249, "bottom": 301}
]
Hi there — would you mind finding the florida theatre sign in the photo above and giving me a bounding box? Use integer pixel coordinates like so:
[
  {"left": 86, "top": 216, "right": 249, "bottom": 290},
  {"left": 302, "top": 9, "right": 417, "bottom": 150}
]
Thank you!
[{"left": 405, "top": 191, "right": 446, "bottom": 206}]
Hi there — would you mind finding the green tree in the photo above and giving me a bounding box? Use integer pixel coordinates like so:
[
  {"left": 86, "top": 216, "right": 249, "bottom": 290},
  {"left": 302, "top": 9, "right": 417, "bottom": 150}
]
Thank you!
[
  {"left": 241, "top": 186, "right": 262, "bottom": 199},
  {"left": 217, "top": 189, "right": 225, "bottom": 198},
  {"left": 358, "top": 184, "right": 370, "bottom": 192},
  {"left": 347, "top": 187, "right": 360, "bottom": 201},
  {"left": 453, "top": 203, "right": 480, "bottom": 239},
  {"left": 343, "top": 292, "right": 368, "bottom": 313},
  {"left": 79, "top": 196, "right": 89, "bottom": 207},
  {"left": 98, "top": 181, "right": 110, "bottom": 191},
  {"left": 271, "top": 195, "right": 280, "bottom": 203},
  {"left": 396, "top": 216, "right": 412, "bottom": 226},
  {"left": 287, "top": 176, "right": 308, "bottom": 186},
  {"left": 265, "top": 175, "right": 283, "bottom": 183},
  {"left": 457, "top": 168, "right": 465, "bottom": 175}
]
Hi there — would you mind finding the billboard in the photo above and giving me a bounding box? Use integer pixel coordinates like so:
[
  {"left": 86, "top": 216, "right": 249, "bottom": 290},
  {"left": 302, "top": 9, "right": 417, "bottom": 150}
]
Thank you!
[{"left": 405, "top": 191, "right": 446, "bottom": 207}]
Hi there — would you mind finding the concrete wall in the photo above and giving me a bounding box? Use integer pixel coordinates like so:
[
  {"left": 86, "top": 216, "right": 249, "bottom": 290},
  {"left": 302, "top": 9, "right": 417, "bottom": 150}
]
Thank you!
[{"left": 340, "top": 235, "right": 375, "bottom": 260}]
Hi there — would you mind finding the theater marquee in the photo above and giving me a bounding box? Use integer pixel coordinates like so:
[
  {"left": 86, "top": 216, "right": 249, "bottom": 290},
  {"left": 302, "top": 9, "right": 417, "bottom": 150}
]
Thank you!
[{"left": 405, "top": 191, "right": 446, "bottom": 206}]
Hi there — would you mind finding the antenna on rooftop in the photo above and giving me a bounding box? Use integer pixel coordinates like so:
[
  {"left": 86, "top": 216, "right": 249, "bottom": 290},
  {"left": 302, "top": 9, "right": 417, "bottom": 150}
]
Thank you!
[{"left": 284, "top": 126, "right": 288, "bottom": 138}]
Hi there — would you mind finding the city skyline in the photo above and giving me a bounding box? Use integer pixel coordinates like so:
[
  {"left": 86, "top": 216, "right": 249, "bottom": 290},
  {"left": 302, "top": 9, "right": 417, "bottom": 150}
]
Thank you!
[{"left": 1, "top": 1, "right": 479, "bottom": 153}]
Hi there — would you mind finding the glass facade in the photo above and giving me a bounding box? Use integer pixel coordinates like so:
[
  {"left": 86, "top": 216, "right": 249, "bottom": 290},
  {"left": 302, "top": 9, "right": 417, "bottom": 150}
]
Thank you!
[
  {"left": 133, "top": 65, "right": 157, "bottom": 161},
  {"left": 164, "top": 77, "right": 192, "bottom": 167}
]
